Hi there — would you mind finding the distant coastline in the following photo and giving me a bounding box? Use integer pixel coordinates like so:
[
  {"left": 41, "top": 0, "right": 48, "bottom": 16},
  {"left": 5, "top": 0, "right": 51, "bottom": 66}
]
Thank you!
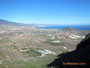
[{"left": 36, "top": 25, "right": 90, "bottom": 30}]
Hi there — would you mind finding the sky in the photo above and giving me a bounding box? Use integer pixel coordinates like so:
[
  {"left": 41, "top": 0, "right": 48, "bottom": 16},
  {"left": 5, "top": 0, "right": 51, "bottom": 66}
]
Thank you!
[{"left": 0, "top": 0, "right": 90, "bottom": 25}]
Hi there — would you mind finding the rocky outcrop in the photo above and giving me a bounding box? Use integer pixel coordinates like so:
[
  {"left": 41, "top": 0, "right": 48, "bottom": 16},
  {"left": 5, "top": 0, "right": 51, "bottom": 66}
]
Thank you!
[{"left": 47, "top": 33, "right": 90, "bottom": 68}]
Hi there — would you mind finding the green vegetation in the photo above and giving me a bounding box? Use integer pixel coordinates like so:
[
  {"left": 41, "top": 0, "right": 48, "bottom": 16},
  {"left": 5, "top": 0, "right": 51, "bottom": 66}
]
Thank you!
[
  {"left": 8, "top": 32, "right": 16, "bottom": 36},
  {"left": 11, "top": 45, "right": 17, "bottom": 49},
  {"left": 2, "top": 55, "right": 56, "bottom": 68},
  {"left": 21, "top": 48, "right": 41, "bottom": 57},
  {"left": 43, "top": 39, "right": 65, "bottom": 46},
  {"left": 0, "top": 52, "right": 5, "bottom": 58},
  {"left": 18, "top": 32, "right": 24, "bottom": 34}
]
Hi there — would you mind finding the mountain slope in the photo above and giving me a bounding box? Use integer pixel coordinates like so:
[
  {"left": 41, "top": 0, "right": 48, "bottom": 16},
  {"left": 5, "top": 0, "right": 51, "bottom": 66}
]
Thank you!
[
  {"left": 0, "top": 19, "right": 16, "bottom": 25},
  {"left": 0, "top": 19, "right": 31, "bottom": 27},
  {"left": 0, "top": 19, "right": 40, "bottom": 27}
]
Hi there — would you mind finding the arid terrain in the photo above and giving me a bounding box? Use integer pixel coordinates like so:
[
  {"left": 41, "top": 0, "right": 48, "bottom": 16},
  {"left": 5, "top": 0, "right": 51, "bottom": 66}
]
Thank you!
[{"left": 0, "top": 19, "right": 90, "bottom": 68}]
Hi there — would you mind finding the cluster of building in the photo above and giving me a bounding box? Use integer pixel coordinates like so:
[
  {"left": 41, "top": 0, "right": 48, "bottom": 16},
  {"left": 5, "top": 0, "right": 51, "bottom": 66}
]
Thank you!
[
  {"left": 37, "top": 49, "right": 56, "bottom": 57},
  {"left": 69, "top": 34, "right": 85, "bottom": 39}
]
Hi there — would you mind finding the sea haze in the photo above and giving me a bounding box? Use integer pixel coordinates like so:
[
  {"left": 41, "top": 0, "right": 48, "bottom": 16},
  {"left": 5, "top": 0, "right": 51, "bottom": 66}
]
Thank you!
[{"left": 37, "top": 25, "right": 90, "bottom": 30}]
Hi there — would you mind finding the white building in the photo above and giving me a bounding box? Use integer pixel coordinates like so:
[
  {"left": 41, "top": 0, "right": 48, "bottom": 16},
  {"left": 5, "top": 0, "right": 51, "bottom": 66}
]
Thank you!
[
  {"left": 69, "top": 35, "right": 81, "bottom": 39},
  {"left": 63, "top": 47, "right": 68, "bottom": 49},
  {"left": 37, "top": 49, "right": 56, "bottom": 56},
  {"left": 51, "top": 41, "right": 60, "bottom": 43}
]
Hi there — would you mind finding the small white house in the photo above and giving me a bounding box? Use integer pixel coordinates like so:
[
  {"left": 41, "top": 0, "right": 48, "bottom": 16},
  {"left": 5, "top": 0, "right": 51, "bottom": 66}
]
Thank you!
[
  {"left": 63, "top": 47, "right": 68, "bottom": 49},
  {"left": 18, "top": 48, "right": 30, "bottom": 52}
]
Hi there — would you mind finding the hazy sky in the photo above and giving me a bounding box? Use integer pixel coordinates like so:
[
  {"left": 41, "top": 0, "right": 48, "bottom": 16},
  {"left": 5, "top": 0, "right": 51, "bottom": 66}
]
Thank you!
[{"left": 0, "top": 0, "right": 90, "bottom": 25}]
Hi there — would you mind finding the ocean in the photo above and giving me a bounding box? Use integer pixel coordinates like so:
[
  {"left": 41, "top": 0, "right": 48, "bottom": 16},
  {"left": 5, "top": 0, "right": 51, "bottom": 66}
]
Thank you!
[{"left": 37, "top": 25, "right": 90, "bottom": 30}]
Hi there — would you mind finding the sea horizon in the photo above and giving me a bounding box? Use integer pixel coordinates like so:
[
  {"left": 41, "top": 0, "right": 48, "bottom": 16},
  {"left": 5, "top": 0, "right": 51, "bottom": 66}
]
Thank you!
[{"left": 36, "top": 25, "right": 90, "bottom": 30}]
